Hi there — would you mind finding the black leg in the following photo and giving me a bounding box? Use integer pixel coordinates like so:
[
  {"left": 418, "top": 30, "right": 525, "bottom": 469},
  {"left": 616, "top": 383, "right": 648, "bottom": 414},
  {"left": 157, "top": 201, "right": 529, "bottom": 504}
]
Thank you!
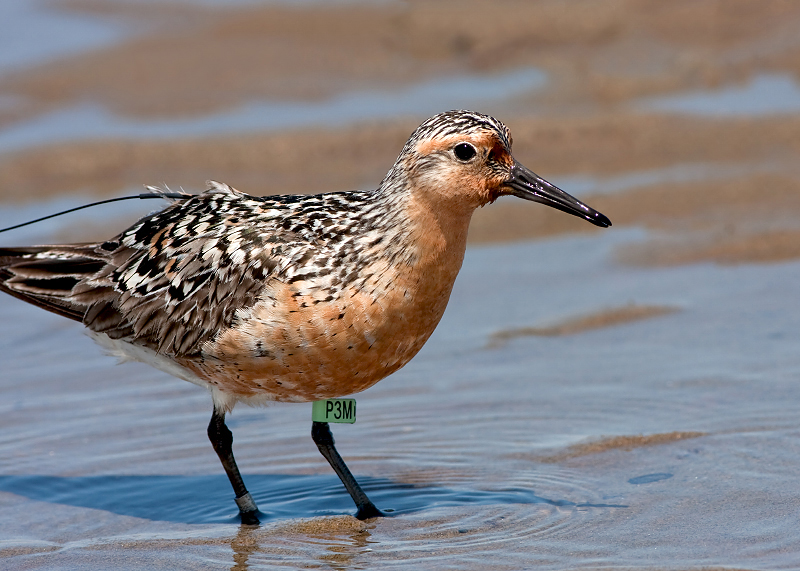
[
  {"left": 208, "top": 409, "right": 260, "bottom": 525},
  {"left": 311, "top": 421, "right": 384, "bottom": 520}
]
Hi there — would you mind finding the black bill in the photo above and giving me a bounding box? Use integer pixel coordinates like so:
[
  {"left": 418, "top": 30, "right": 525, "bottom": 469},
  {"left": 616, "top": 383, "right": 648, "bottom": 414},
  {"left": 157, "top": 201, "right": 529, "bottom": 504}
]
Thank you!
[{"left": 506, "top": 163, "right": 611, "bottom": 228}]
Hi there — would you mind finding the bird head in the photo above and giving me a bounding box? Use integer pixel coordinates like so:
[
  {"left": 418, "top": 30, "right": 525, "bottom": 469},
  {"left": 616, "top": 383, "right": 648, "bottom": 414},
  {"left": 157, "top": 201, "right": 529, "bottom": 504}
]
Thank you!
[{"left": 386, "top": 110, "right": 610, "bottom": 228}]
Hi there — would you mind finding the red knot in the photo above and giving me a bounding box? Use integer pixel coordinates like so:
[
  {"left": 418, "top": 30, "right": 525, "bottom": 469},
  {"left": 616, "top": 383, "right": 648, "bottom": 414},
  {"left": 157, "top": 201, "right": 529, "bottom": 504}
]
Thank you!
[{"left": 0, "top": 110, "right": 610, "bottom": 523}]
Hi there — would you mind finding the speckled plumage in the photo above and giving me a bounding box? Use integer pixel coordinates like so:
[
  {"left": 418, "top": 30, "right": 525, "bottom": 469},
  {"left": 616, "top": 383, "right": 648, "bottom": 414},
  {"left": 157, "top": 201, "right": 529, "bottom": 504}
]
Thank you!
[
  {"left": 0, "top": 110, "right": 609, "bottom": 412},
  {"left": 0, "top": 110, "right": 611, "bottom": 522}
]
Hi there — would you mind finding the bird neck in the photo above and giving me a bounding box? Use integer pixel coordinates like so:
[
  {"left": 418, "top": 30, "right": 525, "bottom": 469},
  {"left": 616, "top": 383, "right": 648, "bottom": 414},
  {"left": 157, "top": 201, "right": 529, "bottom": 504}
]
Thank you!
[
  {"left": 373, "top": 179, "right": 474, "bottom": 291},
  {"left": 405, "top": 192, "right": 472, "bottom": 265}
]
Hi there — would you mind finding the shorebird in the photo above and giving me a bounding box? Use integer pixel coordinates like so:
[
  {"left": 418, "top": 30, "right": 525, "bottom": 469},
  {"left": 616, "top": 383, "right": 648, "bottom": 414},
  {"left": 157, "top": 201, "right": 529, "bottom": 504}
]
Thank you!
[{"left": 0, "top": 110, "right": 610, "bottom": 524}]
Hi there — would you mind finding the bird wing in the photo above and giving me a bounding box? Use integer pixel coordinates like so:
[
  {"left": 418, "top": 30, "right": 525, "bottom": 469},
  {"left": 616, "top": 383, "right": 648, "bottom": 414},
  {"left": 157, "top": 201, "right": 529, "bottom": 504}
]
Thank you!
[{"left": 0, "top": 182, "right": 354, "bottom": 357}]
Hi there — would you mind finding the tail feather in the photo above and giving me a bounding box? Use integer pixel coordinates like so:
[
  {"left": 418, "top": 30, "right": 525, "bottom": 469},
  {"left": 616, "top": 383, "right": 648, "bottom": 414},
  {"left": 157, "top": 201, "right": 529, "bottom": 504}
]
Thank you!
[{"left": 0, "top": 245, "right": 108, "bottom": 322}]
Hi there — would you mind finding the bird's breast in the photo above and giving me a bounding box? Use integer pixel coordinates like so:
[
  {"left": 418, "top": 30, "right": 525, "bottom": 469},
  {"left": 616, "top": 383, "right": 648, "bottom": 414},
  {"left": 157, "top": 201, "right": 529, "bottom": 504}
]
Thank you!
[{"left": 185, "top": 238, "right": 466, "bottom": 403}]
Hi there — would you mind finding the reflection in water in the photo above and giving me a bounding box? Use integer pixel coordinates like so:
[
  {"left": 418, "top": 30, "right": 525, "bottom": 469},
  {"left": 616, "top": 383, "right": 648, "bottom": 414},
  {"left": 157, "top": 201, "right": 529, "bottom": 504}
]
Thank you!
[
  {"left": 230, "top": 525, "right": 258, "bottom": 571},
  {"left": 315, "top": 526, "right": 373, "bottom": 571},
  {"left": 228, "top": 518, "right": 375, "bottom": 571}
]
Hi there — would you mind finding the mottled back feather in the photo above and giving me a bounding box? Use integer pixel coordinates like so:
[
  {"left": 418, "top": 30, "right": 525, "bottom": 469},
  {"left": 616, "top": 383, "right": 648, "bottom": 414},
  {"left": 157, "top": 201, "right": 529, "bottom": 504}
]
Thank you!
[{"left": 0, "top": 181, "right": 404, "bottom": 357}]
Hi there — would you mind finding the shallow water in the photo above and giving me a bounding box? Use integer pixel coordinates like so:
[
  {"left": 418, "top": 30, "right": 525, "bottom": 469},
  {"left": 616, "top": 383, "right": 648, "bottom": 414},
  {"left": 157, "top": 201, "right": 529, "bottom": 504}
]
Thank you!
[
  {"left": 2, "top": 226, "right": 800, "bottom": 569},
  {"left": 0, "top": 0, "right": 132, "bottom": 77},
  {"left": 639, "top": 73, "right": 800, "bottom": 117},
  {"left": 2, "top": 1, "right": 800, "bottom": 569}
]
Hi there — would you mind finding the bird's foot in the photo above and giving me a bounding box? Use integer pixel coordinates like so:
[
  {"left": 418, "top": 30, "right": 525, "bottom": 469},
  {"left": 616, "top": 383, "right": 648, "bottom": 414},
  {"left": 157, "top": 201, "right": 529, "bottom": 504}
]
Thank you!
[
  {"left": 239, "top": 509, "right": 260, "bottom": 525},
  {"left": 355, "top": 502, "right": 386, "bottom": 520},
  {"left": 236, "top": 492, "right": 261, "bottom": 525}
]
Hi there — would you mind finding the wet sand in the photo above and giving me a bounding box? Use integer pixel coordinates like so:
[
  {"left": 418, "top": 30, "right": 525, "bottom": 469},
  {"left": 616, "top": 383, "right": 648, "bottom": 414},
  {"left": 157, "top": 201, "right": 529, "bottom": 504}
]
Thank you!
[
  {"left": 536, "top": 431, "right": 708, "bottom": 463},
  {"left": 6, "top": 0, "right": 800, "bottom": 119},
  {"left": 2, "top": 0, "right": 800, "bottom": 569}
]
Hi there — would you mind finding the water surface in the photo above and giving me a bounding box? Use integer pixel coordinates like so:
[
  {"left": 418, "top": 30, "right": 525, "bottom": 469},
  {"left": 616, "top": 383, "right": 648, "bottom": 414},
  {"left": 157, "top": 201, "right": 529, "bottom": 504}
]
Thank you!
[
  {"left": 639, "top": 73, "right": 800, "bottom": 116},
  {"left": 0, "top": 0, "right": 132, "bottom": 77},
  {"left": 2, "top": 227, "right": 800, "bottom": 569}
]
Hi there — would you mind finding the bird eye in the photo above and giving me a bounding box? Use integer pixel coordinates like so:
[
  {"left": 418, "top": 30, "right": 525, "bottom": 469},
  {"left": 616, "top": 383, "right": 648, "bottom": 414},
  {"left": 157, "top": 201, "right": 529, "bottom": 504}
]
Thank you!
[{"left": 453, "top": 142, "right": 477, "bottom": 162}]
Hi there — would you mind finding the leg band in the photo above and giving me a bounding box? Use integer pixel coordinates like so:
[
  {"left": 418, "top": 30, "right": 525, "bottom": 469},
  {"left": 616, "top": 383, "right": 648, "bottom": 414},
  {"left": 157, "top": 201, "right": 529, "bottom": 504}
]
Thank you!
[{"left": 235, "top": 492, "right": 258, "bottom": 514}]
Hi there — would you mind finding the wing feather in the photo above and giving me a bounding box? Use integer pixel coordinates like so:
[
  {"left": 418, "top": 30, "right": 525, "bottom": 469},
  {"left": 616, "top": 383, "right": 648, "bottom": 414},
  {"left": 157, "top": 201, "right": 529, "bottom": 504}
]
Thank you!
[{"left": 0, "top": 182, "right": 374, "bottom": 357}]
